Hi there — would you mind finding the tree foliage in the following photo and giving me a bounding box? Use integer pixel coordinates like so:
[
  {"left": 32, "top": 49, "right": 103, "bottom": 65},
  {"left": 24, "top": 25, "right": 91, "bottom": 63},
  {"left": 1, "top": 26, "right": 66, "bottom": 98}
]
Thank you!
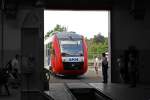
[
  {"left": 45, "top": 24, "right": 67, "bottom": 38},
  {"left": 54, "top": 24, "right": 67, "bottom": 32},
  {"left": 93, "top": 33, "right": 105, "bottom": 43},
  {"left": 86, "top": 33, "right": 108, "bottom": 59}
]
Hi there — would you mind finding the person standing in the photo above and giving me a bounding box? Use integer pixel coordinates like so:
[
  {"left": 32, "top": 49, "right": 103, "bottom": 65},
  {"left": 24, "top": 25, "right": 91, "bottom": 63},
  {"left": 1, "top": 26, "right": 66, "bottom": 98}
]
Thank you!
[
  {"left": 0, "top": 68, "right": 10, "bottom": 95},
  {"left": 11, "top": 54, "right": 20, "bottom": 88},
  {"left": 127, "top": 46, "right": 139, "bottom": 87},
  {"left": 94, "top": 56, "right": 99, "bottom": 76},
  {"left": 117, "top": 56, "right": 125, "bottom": 83},
  {"left": 11, "top": 55, "right": 20, "bottom": 78},
  {"left": 102, "top": 53, "right": 108, "bottom": 83}
]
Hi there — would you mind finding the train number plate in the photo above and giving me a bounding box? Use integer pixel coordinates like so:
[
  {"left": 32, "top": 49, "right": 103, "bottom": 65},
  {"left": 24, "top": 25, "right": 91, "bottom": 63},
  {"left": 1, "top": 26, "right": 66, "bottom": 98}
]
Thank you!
[
  {"left": 69, "top": 58, "right": 78, "bottom": 62},
  {"left": 62, "top": 57, "right": 84, "bottom": 62}
]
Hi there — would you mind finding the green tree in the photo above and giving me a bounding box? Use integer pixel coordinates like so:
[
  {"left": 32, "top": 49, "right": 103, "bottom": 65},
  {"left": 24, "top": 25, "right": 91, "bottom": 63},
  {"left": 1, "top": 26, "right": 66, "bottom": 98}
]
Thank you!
[
  {"left": 54, "top": 24, "right": 67, "bottom": 32},
  {"left": 47, "top": 30, "right": 54, "bottom": 36},
  {"left": 86, "top": 34, "right": 108, "bottom": 60},
  {"left": 45, "top": 24, "right": 67, "bottom": 38},
  {"left": 93, "top": 33, "right": 105, "bottom": 43}
]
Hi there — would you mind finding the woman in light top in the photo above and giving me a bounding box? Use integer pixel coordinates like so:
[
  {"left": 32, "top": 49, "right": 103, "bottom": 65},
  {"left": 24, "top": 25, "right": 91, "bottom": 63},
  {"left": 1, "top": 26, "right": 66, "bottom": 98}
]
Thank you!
[{"left": 94, "top": 56, "right": 100, "bottom": 76}]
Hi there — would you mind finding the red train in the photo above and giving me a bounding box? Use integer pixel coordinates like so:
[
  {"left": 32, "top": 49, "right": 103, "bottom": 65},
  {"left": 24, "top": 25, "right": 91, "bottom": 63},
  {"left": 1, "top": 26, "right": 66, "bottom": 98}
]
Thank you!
[{"left": 44, "top": 32, "right": 88, "bottom": 75}]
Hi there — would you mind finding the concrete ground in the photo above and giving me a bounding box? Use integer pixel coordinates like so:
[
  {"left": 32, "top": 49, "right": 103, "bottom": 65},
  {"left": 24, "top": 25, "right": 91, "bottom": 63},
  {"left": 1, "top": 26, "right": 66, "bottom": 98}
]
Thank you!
[
  {"left": 90, "top": 83, "right": 150, "bottom": 100},
  {"left": 49, "top": 66, "right": 104, "bottom": 83},
  {"left": 1, "top": 82, "right": 150, "bottom": 100},
  {"left": 46, "top": 82, "right": 150, "bottom": 100}
]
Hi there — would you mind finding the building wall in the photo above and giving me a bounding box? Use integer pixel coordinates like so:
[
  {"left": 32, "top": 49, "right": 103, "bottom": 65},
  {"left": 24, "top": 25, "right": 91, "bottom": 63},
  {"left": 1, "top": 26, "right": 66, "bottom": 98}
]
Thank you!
[
  {"left": 0, "top": 8, "right": 44, "bottom": 91},
  {"left": 111, "top": 2, "right": 150, "bottom": 83},
  {"left": 3, "top": 13, "right": 21, "bottom": 65}
]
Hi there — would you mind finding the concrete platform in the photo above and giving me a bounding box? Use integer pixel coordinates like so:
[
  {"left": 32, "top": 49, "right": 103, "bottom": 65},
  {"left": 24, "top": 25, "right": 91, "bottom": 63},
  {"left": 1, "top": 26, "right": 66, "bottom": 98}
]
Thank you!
[
  {"left": 46, "top": 83, "right": 74, "bottom": 100},
  {"left": 89, "top": 83, "right": 150, "bottom": 100},
  {"left": 66, "top": 82, "right": 93, "bottom": 89},
  {"left": 45, "top": 82, "right": 150, "bottom": 100},
  {"left": 45, "top": 83, "right": 96, "bottom": 100}
]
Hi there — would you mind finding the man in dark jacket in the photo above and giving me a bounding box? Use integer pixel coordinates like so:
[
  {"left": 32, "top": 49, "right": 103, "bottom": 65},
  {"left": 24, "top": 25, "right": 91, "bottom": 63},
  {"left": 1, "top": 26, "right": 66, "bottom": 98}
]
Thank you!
[{"left": 102, "top": 53, "right": 108, "bottom": 83}]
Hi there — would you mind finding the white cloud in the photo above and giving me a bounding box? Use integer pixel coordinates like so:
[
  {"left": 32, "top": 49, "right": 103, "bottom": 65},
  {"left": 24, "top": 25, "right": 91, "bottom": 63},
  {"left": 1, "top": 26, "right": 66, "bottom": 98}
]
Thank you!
[{"left": 44, "top": 10, "right": 109, "bottom": 39}]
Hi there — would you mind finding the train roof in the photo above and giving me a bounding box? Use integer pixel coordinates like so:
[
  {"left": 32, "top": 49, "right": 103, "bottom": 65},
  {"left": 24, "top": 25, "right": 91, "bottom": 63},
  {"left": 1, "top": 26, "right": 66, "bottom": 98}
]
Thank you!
[
  {"left": 44, "top": 32, "right": 83, "bottom": 44},
  {"left": 56, "top": 32, "right": 83, "bottom": 40}
]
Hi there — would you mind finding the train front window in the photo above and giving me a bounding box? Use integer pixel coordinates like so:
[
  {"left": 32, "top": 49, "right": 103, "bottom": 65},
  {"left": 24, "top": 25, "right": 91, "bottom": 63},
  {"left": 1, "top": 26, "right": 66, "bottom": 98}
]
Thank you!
[{"left": 60, "top": 40, "right": 83, "bottom": 56}]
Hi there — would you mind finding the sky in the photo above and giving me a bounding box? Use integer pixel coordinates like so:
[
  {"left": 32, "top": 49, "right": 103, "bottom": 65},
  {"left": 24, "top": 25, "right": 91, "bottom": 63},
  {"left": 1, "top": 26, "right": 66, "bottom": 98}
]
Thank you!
[{"left": 44, "top": 10, "right": 109, "bottom": 39}]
